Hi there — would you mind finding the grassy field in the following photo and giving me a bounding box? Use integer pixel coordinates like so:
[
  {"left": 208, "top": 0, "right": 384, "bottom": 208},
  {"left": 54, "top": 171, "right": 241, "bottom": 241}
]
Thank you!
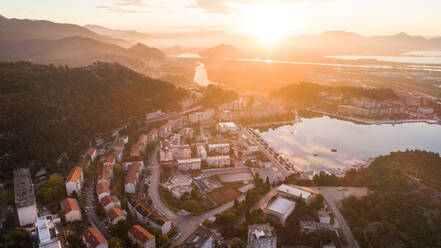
[{"left": 209, "top": 187, "right": 241, "bottom": 205}]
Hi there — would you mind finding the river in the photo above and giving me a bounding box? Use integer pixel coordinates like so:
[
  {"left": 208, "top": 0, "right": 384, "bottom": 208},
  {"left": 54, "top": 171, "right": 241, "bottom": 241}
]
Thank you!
[{"left": 255, "top": 116, "right": 441, "bottom": 171}]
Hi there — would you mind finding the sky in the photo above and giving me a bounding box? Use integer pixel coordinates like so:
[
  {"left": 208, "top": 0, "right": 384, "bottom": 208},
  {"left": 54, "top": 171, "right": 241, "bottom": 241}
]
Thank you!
[{"left": 2, "top": 0, "right": 441, "bottom": 37}]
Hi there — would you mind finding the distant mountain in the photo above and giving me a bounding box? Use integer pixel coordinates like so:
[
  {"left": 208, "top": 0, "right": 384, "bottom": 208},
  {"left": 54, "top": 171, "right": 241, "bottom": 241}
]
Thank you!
[
  {"left": 0, "top": 15, "right": 130, "bottom": 47},
  {"left": 85, "top": 24, "right": 152, "bottom": 42},
  {"left": 199, "top": 43, "right": 242, "bottom": 58},
  {"left": 127, "top": 42, "right": 166, "bottom": 61}
]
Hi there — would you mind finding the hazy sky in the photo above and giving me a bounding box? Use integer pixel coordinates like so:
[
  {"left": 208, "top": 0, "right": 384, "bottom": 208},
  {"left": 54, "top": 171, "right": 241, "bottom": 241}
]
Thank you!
[{"left": 2, "top": 0, "right": 441, "bottom": 36}]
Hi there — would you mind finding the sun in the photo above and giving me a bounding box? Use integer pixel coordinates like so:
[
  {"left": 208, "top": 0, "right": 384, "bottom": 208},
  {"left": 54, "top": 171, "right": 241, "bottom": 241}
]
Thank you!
[{"left": 242, "top": 3, "right": 292, "bottom": 46}]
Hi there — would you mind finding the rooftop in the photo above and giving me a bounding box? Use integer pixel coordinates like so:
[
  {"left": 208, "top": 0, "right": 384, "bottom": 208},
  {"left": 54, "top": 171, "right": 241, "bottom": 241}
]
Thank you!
[
  {"left": 248, "top": 224, "right": 275, "bottom": 240},
  {"left": 182, "top": 226, "right": 214, "bottom": 248},
  {"left": 128, "top": 225, "right": 155, "bottom": 244},
  {"left": 35, "top": 216, "right": 57, "bottom": 245},
  {"left": 13, "top": 168, "right": 36, "bottom": 208},
  {"left": 106, "top": 207, "right": 125, "bottom": 221},
  {"left": 277, "top": 184, "right": 313, "bottom": 200},
  {"left": 66, "top": 166, "right": 82, "bottom": 183},
  {"left": 61, "top": 198, "right": 80, "bottom": 213},
  {"left": 82, "top": 227, "right": 107, "bottom": 248},
  {"left": 267, "top": 197, "right": 296, "bottom": 216}
]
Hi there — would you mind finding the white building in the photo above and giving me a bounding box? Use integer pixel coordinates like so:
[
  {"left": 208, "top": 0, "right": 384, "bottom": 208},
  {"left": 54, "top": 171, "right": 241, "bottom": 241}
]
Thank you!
[
  {"left": 61, "top": 198, "right": 82, "bottom": 222},
  {"left": 35, "top": 216, "right": 62, "bottom": 248},
  {"left": 96, "top": 182, "right": 110, "bottom": 201},
  {"left": 196, "top": 145, "right": 207, "bottom": 160},
  {"left": 208, "top": 143, "right": 230, "bottom": 154},
  {"left": 177, "top": 158, "right": 202, "bottom": 170},
  {"left": 188, "top": 109, "right": 215, "bottom": 123},
  {"left": 318, "top": 210, "right": 331, "bottom": 224},
  {"left": 181, "top": 226, "right": 214, "bottom": 248},
  {"left": 100, "top": 195, "right": 121, "bottom": 212},
  {"left": 66, "top": 166, "right": 84, "bottom": 196},
  {"left": 106, "top": 207, "right": 126, "bottom": 225},
  {"left": 247, "top": 224, "right": 276, "bottom": 248},
  {"left": 128, "top": 196, "right": 172, "bottom": 234},
  {"left": 128, "top": 225, "right": 156, "bottom": 248},
  {"left": 14, "top": 168, "right": 38, "bottom": 226},
  {"left": 125, "top": 163, "right": 142, "bottom": 194},
  {"left": 216, "top": 122, "right": 238, "bottom": 133},
  {"left": 82, "top": 227, "right": 108, "bottom": 248},
  {"left": 206, "top": 156, "right": 230, "bottom": 167},
  {"left": 265, "top": 197, "right": 296, "bottom": 226},
  {"left": 277, "top": 184, "right": 314, "bottom": 204}
]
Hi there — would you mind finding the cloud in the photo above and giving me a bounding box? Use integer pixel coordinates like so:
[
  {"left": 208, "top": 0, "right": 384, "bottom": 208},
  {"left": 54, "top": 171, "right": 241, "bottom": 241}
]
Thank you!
[
  {"left": 191, "top": 0, "right": 332, "bottom": 14},
  {"left": 96, "top": 5, "right": 146, "bottom": 13}
]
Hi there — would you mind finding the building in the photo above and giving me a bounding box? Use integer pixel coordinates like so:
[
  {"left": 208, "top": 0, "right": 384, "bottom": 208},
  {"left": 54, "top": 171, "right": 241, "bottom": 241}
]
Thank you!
[
  {"left": 125, "top": 162, "right": 142, "bottom": 193},
  {"left": 181, "top": 226, "right": 214, "bottom": 248},
  {"left": 171, "top": 134, "right": 182, "bottom": 145},
  {"left": 61, "top": 198, "right": 82, "bottom": 222},
  {"left": 208, "top": 143, "right": 230, "bottom": 154},
  {"left": 173, "top": 144, "right": 192, "bottom": 159},
  {"left": 206, "top": 156, "right": 230, "bottom": 167},
  {"left": 87, "top": 147, "right": 97, "bottom": 161},
  {"left": 120, "top": 135, "right": 129, "bottom": 144},
  {"left": 82, "top": 227, "right": 108, "bottom": 248},
  {"left": 130, "top": 144, "right": 142, "bottom": 161},
  {"left": 97, "top": 172, "right": 111, "bottom": 186},
  {"left": 103, "top": 163, "right": 114, "bottom": 178},
  {"left": 159, "top": 122, "right": 173, "bottom": 138},
  {"left": 265, "top": 197, "right": 296, "bottom": 225},
  {"left": 299, "top": 221, "right": 332, "bottom": 234},
  {"left": 159, "top": 146, "right": 174, "bottom": 163},
  {"left": 218, "top": 98, "right": 247, "bottom": 111},
  {"left": 161, "top": 174, "right": 193, "bottom": 199},
  {"left": 247, "top": 224, "right": 277, "bottom": 248},
  {"left": 216, "top": 122, "right": 238, "bottom": 133},
  {"left": 318, "top": 210, "right": 331, "bottom": 224},
  {"left": 177, "top": 158, "right": 202, "bottom": 170},
  {"left": 168, "top": 116, "right": 187, "bottom": 130},
  {"left": 147, "top": 128, "right": 158, "bottom": 143},
  {"left": 196, "top": 145, "right": 207, "bottom": 160},
  {"left": 66, "top": 166, "right": 84, "bottom": 196},
  {"left": 96, "top": 181, "right": 110, "bottom": 201},
  {"left": 13, "top": 168, "right": 38, "bottom": 226},
  {"left": 128, "top": 225, "right": 156, "bottom": 248},
  {"left": 128, "top": 196, "right": 172, "bottom": 234},
  {"left": 188, "top": 109, "right": 215, "bottom": 123},
  {"left": 104, "top": 154, "right": 116, "bottom": 166},
  {"left": 138, "top": 134, "right": 148, "bottom": 151},
  {"left": 35, "top": 215, "right": 62, "bottom": 248},
  {"left": 100, "top": 195, "right": 121, "bottom": 211},
  {"left": 106, "top": 207, "right": 126, "bottom": 225},
  {"left": 277, "top": 184, "right": 314, "bottom": 204},
  {"left": 180, "top": 127, "right": 194, "bottom": 140},
  {"left": 114, "top": 141, "right": 125, "bottom": 152},
  {"left": 114, "top": 149, "right": 123, "bottom": 163}
]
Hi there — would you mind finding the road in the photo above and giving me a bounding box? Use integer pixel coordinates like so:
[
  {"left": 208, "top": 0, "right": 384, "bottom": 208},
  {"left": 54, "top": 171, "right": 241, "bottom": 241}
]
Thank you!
[{"left": 85, "top": 179, "right": 111, "bottom": 239}]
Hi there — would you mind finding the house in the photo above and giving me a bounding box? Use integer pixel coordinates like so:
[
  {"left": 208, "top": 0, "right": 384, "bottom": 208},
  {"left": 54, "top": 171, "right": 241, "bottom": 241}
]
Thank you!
[
  {"left": 181, "top": 226, "right": 214, "bottom": 248},
  {"left": 100, "top": 195, "right": 121, "bottom": 211},
  {"left": 96, "top": 182, "right": 110, "bottom": 201},
  {"left": 104, "top": 154, "right": 116, "bottom": 165},
  {"left": 170, "top": 134, "right": 181, "bottom": 145},
  {"left": 97, "top": 172, "right": 111, "bottom": 186},
  {"left": 87, "top": 147, "right": 97, "bottom": 161},
  {"left": 61, "top": 198, "right": 82, "bottom": 222},
  {"left": 216, "top": 122, "right": 238, "bottom": 133},
  {"left": 114, "top": 149, "right": 123, "bottom": 163},
  {"left": 128, "top": 196, "right": 172, "bottom": 234},
  {"left": 35, "top": 215, "right": 62, "bottom": 248},
  {"left": 138, "top": 134, "right": 148, "bottom": 151},
  {"left": 159, "top": 145, "right": 173, "bottom": 163},
  {"left": 147, "top": 128, "right": 158, "bottom": 143},
  {"left": 265, "top": 197, "right": 296, "bottom": 226},
  {"left": 128, "top": 225, "right": 156, "bottom": 248},
  {"left": 206, "top": 156, "right": 230, "bottom": 167},
  {"left": 130, "top": 144, "right": 142, "bottom": 161},
  {"left": 114, "top": 141, "right": 125, "bottom": 152},
  {"left": 66, "top": 166, "right": 84, "bottom": 196},
  {"left": 13, "top": 168, "right": 38, "bottom": 226},
  {"left": 159, "top": 122, "right": 173, "bottom": 138},
  {"left": 120, "top": 135, "right": 129, "bottom": 144},
  {"left": 177, "top": 158, "right": 202, "bottom": 170},
  {"left": 196, "top": 145, "right": 207, "bottom": 160},
  {"left": 208, "top": 143, "right": 230, "bottom": 154},
  {"left": 103, "top": 163, "right": 114, "bottom": 178},
  {"left": 125, "top": 162, "right": 142, "bottom": 193},
  {"left": 82, "top": 227, "right": 108, "bottom": 248},
  {"left": 247, "top": 224, "right": 276, "bottom": 248},
  {"left": 106, "top": 207, "right": 126, "bottom": 225}
]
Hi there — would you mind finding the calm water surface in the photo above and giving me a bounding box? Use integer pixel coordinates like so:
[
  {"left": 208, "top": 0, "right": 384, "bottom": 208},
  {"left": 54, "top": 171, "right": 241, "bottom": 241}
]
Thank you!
[{"left": 255, "top": 116, "right": 441, "bottom": 171}]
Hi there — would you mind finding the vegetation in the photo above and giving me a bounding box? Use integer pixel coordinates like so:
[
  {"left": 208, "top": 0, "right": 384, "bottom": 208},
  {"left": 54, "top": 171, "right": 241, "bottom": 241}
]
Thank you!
[
  {"left": 201, "top": 85, "right": 238, "bottom": 108},
  {"left": 0, "top": 61, "right": 187, "bottom": 178},
  {"left": 0, "top": 229, "right": 31, "bottom": 248},
  {"left": 37, "top": 173, "right": 66, "bottom": 210}
]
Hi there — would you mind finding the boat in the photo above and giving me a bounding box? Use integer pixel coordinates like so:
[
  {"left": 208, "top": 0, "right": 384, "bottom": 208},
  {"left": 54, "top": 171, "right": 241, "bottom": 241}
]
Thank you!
[{"left": 331, "top": 149, "right": 337, "bottom": 152}]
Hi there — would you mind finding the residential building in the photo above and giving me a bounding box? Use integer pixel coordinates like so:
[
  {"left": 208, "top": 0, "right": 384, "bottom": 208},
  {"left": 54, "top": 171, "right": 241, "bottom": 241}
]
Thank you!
[
  {"left": 180, "top": 127, "right": 194, "bottom": 140},
  {"left": 103, "top": 163, "right": 114, "bottom": 178},
  {"left": 188, "top": 109, "right": 214, "bottom": 123},
  {"left": 277, "top": 184, "right": 314, "bottom": 204},
  {"left": 128, "top": 225, "right": 156, "bottom": 248},
  {"left": 181, "top": 226, "right": 214, "bottom": 248},
  {"left": 104, "top": 154, "right": 116, "bottom": 166},
  {"left": 196, "top": 145, "right": 207, "bottom": 160},
  {"left": 159, "top": 122, "right": 173, "bottom": 138},
  {"left": 61, "top": 198, "right": 82, "bottom": 222},
  {"left": 106, "top": 207, "right": 126, "bottom": 225},
  {"left": 265, "top": 197, "right": 296, "bottom": 225},
  {"left": 147, "top": 128, "right": 158, "bottom": 143},
  {"left": 206, "top": 156, "right": 230, "bottom": 167},
  {"left": 13, "top": 168, "right": 38, "bottom": 226},
  {"left": 114, "top": 141, "right": 125, "bottom": 152},
  {"left": 87, "top": 147, "right": 97, "bottom": 161},
  {"left": 96, "top": 181, "right": 110, "bottom": 201},
  {"left": 114, "top": 149, "right": 123, "bottom": 163},
  {"left": 120, "top": 135, "right": 129, "bottom": 144},
  {"left": 66, "top": 166, "right": 84, "bottom": 196},
  {"left": 299, "top": 221, "right": 332, "bottom": 234},
  {"left": 208, "top": 143, "right": 230, "bottom": 154},
  {"left": 168, "top": 116, "right": 187, "bottom": 130},
  {"left": 247, "top": 224, "right": 277, "bottom": 248},
  {"left": 138, "top": 134, "right": 148, "bottom": 151},
  {"left": 130, "top": 144, "right": 142, "bottom": 161},
  {"left": 128, "top": 196, "right": 172, "bottom": 234},
  {"left": 177, "top": 158, "right": 201, "bottom": 170},
  {"left": 76, "top": 158, "right": 90, "bottom": 168},
  {"left": 100, "top": 195, "right": 121, "bottom": 211},
  {"left": 97, "top": 172, "right": 111, "bottom": 186},
  {"left": 35, "top": 215, "right": 62, "bottom": 248},
  {"left": 125, "top": 162, "right": 143, "bottom": 193},
  {"left": 318, "top": 210, "right": 331, "bottom": 224},
  {"left": 173, "top": 144, "right": 192, "bottom": 159},
  {"left": 159, "top": 142, "right": 173, "bottom": 163},
  {"left": 218, "top": 98, "right": 247, "bottom": 112},
  {"left": 82, "top": 227, "right": 108, "bottom": 248},
  {"left": 216, "top": 122, "right": 238, "bottom": 133}
]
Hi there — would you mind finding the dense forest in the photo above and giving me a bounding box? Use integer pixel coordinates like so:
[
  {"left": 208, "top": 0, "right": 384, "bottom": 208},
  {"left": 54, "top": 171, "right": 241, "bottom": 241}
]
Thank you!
[
  {"left": 0, "top": 61, "right": 187, "bottom": 177},
  {"left": 271, "top": 82, "right": 397, "bottom": 105},
  {"left": 200, "top": 85, "right": 238, "bottom": 108}
]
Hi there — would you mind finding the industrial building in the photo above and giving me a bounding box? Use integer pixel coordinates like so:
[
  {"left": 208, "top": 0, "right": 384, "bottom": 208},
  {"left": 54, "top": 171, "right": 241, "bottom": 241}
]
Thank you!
[
  {"left": 265, "top": 197, "right": 296, "bottom": 225},
  {"left": 13, "top": 168, "right": 38, "bottom": 226}
]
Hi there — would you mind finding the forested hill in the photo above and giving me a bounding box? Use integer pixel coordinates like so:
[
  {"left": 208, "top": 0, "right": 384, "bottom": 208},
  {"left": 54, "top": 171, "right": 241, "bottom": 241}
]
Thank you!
[{"left": 0, "top": 61, "right": 187, "bottom": 175}]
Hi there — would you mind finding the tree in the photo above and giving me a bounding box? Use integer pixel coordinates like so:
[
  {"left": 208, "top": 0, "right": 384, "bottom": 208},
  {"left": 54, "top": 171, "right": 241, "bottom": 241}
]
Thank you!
[
  {"left": 37, "top": 173, "right": 66, "bottom": 208},
  {"left": 230, "top": 237, "right": 245, "bottom": 248},
  {"left": 108, "top": 237, "right": 124, "bottom": 248},
  {"left": 184, "top": 200, "right": 201, "bottom": 212}
]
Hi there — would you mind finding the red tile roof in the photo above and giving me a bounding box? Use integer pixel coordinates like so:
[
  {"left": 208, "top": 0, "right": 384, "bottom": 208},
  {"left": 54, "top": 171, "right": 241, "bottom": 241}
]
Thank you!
[
  {"left": 104, "top": 154, "right": 115, "bottom": 164},
  {"left": 87, "top": 147, "right": 96, "bottom": 157},
  {"left": 106, "top": 207, "right": 125, "bottom": 221},
  {"left": 103, "top": 163, "right": 114, "bottom": 172},
  {"left": 100, "top": 195, "right": 120, "bottom": 208},
  {"left": 125, "top": 163, "right": 141, "bottom": 185},
  {"left": 130, "top": 144, "right": 140, "bottom": 157},
  {"left": 129, "top": 225, "right": 154, "bottom": 244},
  {"left": 115, "top": 141, "right": 124, "bottom": 148},
  {"left": 82, "top": 227, "right": 107, "bottom": 248},
  {"left": 96, "top": 181, "right": 110, "bottom": 195},
  {"left": 138, "top": 134, "right": 148, "bottom": 145},
  {"left": 61, "top": 198, "right": 80, "bottom": 213},
  {"left": 147, "top": 128, "right": 158, "bottom": 136},
  {"left": 98, "top": 172, "right": 111, "bottom": 182},
  {"left": 66, "top": 166, "right": 83, "bottom": 183}
]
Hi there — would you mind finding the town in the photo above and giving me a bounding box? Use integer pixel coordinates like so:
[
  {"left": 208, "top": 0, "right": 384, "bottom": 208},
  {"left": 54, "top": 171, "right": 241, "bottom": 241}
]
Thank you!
[{"left": 3, "top": 83, "right": 440, "bottom": 248}]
